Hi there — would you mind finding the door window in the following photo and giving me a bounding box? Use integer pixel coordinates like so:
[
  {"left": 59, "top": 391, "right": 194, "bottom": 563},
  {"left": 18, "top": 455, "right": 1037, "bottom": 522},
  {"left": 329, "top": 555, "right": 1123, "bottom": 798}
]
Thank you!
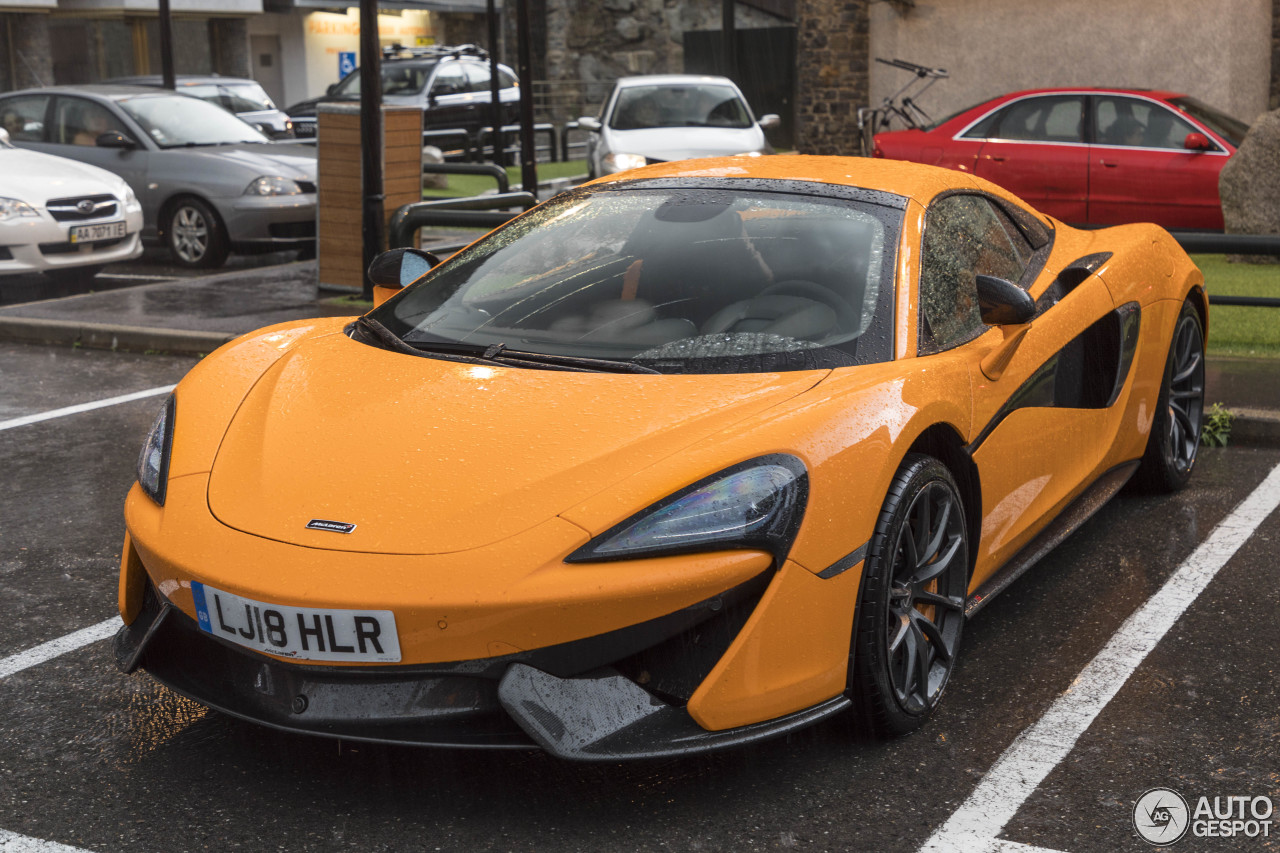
[
  {"left": 430, "top": 64, "right": 468, "bottom": 98},
  {"left": 0, "top": 95, "right": 49, "bottom": 142},
  {"left": 1094, "top": 96, "right": 1201, "bottom": 150},
  {"left": 919, "top": 195, "right": 1033, "bottom": 353},
  {"left": 53, "top": 98, "right": 127, "bottom": 146},
  {"left": 987, "top": 96, "right": 1084, "bottom": 143}
]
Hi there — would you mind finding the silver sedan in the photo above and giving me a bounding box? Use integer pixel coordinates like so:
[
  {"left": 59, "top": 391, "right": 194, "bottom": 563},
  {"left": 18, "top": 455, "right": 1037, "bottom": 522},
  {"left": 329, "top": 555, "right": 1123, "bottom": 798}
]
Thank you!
[
  {"left": 0, "top": 85, "right": 317, "bottom": 268},
  {"left": 579, "top": 75, "right": 779, "bottom": 178}
]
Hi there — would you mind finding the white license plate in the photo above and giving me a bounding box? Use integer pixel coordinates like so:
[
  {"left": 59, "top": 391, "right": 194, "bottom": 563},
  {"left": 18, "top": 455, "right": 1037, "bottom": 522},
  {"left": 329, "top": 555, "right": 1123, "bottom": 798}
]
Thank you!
[
  {"left": 191, "top": 582, "right": 401, "bottom": 663},
  {"left": 70, "top": 220, "right": 128, "bottom": 244}
]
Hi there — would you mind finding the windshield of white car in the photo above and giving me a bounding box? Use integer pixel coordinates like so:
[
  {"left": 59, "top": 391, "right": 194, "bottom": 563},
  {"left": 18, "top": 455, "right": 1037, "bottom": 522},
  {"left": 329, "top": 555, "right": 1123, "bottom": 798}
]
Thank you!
[
  {"left": 179, "top": 82, "right": 277, "bottom": 113},
  {"left": 369, "top": 186, "right": 901, "bottom": 375},
  {"left": 609, "top": 85, "right": 754, "bottom": 130},
  {"left": 119, "top": 94, "right": 269, "bottom": 147}
]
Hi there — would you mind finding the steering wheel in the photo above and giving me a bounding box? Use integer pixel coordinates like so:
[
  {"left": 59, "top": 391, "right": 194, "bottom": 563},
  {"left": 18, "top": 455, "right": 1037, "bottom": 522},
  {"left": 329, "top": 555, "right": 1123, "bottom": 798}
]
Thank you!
[{"left": 760, "top": 280, "right": 860, "bottom": 331}]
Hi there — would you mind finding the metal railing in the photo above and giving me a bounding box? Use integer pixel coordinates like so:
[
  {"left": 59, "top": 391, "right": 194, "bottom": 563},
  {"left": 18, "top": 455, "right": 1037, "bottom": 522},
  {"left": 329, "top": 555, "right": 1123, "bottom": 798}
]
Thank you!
[
  {"left": 1172, "top": 233, "right": 1280, "bottom": 308},
  {"left": 421, "top": 161, "right": 510, "bottom": 194},
  {"left": 388, "top": 191, "right": 538, "bottom": 251}
]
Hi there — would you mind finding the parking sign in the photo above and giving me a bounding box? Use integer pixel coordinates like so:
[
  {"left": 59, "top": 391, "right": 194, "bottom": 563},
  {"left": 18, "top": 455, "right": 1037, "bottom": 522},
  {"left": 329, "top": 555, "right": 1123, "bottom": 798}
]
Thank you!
[{"left": 338, "top": 51, "right": 356, "bottom": 78}]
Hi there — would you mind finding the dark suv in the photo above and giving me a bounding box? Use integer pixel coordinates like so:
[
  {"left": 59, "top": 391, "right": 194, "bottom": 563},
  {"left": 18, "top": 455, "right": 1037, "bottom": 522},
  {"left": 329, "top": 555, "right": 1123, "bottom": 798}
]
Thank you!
[{"left": 285, "top": 44, "right": 518, "bottom": 143}]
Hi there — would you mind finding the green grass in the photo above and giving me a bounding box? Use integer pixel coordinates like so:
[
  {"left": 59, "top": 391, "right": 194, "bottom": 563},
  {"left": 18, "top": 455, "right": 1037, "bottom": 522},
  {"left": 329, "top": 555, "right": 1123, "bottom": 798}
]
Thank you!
[
  {"left": 421, "top": 159, "right": 588, "bottom": 199},
  {"left": 1192, "top": 254, "right": 1280, "bottom": 357}
]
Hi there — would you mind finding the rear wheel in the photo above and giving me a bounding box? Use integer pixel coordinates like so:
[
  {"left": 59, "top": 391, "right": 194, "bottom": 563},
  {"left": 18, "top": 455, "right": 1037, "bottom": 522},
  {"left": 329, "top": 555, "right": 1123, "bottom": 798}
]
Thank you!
[
  {"left": 1135, "top": 300, "right": 1205, "bottom": 491},
  {"left": 850, "top": 454, "right": 968, "bottom": 737},
  {"left": 165, "top": 197, "right": 229, "bottom": 269}
]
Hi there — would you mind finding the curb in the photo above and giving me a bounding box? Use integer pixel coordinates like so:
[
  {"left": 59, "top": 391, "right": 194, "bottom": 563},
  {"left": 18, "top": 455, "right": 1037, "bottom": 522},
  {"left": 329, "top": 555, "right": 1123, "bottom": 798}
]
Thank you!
[
  {"left": 1225, "top": 407, "right": 1280, "bottom": 448},
  {"left": 0, "top": 316, "right": 234, "bottom": 356}
]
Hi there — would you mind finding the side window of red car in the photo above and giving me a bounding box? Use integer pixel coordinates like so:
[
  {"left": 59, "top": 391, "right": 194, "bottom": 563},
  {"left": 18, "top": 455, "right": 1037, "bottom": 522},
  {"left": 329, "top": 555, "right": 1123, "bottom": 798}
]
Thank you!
[
  {"left": 973, "top": 95, "right": 1084, "bottom": 143},
  {"left": 919, "top": 194, "right": 1032, "bottom": 354},
  {"left": 1095, "top": 96, "right": 1201, "bottom": 150}
]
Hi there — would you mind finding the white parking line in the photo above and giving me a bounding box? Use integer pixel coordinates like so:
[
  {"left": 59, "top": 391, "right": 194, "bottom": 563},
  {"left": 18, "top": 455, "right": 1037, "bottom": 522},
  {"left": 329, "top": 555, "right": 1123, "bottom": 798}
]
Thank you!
[
  {"left": 0, "top": 829, "right": 97, "bottom": 853},
  {"left": 0, "top": 385, "right": 174, "bottom": 433},
  {"left": 0, "top": 617, "right": 122, "bottom": 680},
  {"left": 920, "top": 460, "right": 1280, "bottom": 853}
]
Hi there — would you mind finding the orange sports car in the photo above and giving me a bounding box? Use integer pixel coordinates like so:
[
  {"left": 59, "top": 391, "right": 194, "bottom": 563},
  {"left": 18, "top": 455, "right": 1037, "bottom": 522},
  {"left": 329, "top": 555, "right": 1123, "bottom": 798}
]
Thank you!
[{"left": 115, "top": 155, "right": 1206, "bottom": 759}]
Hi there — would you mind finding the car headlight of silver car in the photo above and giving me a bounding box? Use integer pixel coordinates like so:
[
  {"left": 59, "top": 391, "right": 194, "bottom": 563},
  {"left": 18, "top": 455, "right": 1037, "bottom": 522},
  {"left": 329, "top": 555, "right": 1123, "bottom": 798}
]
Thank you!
[
  {"left": 244, "top": 176, "right": 303, "bottom": 196},
  {"left": 137, "top": 395, "right": 175, "bottom": 506},
  {"left": 603, "top": 152, "right": 648, "bottom": 172},
  {"left": 567, "top": 455, "right": 808, "bottom": 565},
  {"left": 0, "top": 196, "right": 39, "bottom": 221}
]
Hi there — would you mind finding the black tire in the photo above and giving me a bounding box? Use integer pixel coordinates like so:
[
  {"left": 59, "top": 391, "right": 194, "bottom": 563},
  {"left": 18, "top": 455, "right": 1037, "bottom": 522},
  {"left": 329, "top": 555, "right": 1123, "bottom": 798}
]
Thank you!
[
  {"left": 850, "top": 453, "right": 968, "bottom": 737},
  {"left": 1135, "top": 300, "right": 1205, "bottom": 492},
  {"left": 44, "top": 265, "right": 104, "bottom": 285},
  {"left": 165, "top": 197, "right": 229, "bottom": 269}
]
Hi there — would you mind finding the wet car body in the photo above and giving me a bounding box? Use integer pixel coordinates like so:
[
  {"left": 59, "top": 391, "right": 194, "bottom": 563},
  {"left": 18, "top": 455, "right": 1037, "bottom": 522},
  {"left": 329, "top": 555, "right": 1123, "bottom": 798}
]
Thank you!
[
  {"left": 116, "top": 156, "right": 1206, "bottom": 760},
  {"left": 0, "top": 85, "right": 317, "bottom": 268},
  {"left": 873, "top": 87, "right": 1247, "bottom": 230}
]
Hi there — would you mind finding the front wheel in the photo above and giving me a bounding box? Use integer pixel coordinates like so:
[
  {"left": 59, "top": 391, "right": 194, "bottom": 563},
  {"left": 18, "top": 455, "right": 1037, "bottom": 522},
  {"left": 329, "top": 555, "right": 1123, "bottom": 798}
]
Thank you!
[
  {"left": 1135, "top": 299, "right": 1205, "bottom": 492},
  {"left": 850, "top": 453, "right": 968, "bottom": 737},
  {"left": 165, "top": 197, "right": 229, "bottom": 269}
]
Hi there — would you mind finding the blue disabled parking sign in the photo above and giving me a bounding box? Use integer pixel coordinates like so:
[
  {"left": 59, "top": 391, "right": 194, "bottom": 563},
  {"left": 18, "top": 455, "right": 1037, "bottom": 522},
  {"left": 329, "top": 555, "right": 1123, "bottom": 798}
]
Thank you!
[{"left": 338, "top": 51, "right": 357, "bottom": 78}]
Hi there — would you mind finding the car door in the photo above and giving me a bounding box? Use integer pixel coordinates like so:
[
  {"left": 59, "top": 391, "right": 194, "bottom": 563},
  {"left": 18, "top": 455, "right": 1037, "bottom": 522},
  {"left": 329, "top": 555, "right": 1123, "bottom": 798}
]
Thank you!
[
  {"left": 916, "top": 192, "right": 1121, "bottom": 588},
  {"left": 972, "top": 95, "right": 1088, "bottom": 224},
  {"left": 425, "top": 62, "right": 478, "bottom": 132},
  {"left": 1087, "top": 94, "right": 1228, "bottom": 230}
]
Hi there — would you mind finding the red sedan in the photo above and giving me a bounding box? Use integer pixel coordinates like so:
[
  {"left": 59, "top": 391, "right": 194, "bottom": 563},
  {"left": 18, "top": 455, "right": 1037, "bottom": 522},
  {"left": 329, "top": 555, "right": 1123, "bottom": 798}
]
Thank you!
[{"left": 873, "top": 88, "right": 1249, "bottom": 230}]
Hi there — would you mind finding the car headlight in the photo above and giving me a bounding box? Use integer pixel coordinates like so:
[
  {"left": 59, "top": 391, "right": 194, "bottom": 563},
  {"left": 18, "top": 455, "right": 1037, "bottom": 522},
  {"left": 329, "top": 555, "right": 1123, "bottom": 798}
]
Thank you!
[
  {"left": 0, "top": 196, "right": 39, "bottom": 221},
  {"left": 603, "top": 152, "right": 648, "bottom": 172},
  {"left": 244, "top": 176, "right": 303, "bottom": 196},
  {"left": 137, "top": 395, "right": 175, "bottom": 506},
  {"left": 567, "top": 455, "right": 808, "bottom": 564},
  {"left": 121, "top": 184, "right": 141, "bottom": 210}
]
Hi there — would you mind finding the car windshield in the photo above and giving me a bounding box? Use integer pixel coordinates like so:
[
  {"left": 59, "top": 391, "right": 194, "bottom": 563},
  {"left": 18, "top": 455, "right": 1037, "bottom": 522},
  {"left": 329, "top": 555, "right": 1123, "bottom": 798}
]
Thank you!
[
  {"left": 331, "top": 63, "right": 433, "bottom": 98},
  {"left": 368, "top": 186, "right": 901, "bottom": 374},
  {"left": 179, "top": 82, "right": 277, "bottom": 113},
  {"left": 1168, "top": 96, "right": 1250, "bottom": 148},
  {"left": 609, "top": 85, "right": 754, "bottom": 130},
  {"left": 118, "top": 93, "right": 268, "bottom": 147}
]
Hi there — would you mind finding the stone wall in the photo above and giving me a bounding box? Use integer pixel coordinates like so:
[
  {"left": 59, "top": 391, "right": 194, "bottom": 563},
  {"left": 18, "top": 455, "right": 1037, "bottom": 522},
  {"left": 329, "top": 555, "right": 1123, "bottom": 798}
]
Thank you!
[
  {"left": 2, "top": 14, "right": 54, "bottom": 90},
  {"left": 1272, "top": 0, "right": 1280, "bottom": 109},
  {"left": 794, "top": 0, "right": 869, "bottom": 155}
]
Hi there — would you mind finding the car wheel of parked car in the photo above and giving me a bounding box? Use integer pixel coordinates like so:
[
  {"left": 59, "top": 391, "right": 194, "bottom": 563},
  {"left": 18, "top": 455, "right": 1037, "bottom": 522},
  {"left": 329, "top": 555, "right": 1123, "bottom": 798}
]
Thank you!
[
  {"left": 166, "top": 197, "right": 229, "bottom": 269},
  {"left": 1136, "top": 300, "right": 1205, "bottom": 492},
  {"left": 44, "top": 265, "right": 104, "bottom": 285},
  {"left": 851, "top": 453, "right": 968, "bottom": 737}
]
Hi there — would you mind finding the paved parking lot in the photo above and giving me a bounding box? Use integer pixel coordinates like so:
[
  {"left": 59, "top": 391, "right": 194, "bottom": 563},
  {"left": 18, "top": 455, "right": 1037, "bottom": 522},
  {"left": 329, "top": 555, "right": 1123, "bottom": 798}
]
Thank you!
[{"left": 1, "top": 340, "right": 1278, "bottom": 853}]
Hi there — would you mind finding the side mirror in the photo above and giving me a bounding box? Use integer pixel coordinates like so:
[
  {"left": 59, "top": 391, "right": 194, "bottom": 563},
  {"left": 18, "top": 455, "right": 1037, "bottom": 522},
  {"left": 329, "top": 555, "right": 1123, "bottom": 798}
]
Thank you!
[
  {"left": 0, "top": 128, "right": 9, "bottom": 145},
  {"left": 1183, "top": 132, "right": 1213, "bottom": 151},
  {"left": 367, "top": 248, "right": 440, "bottom": 308},
  {"left": 758, "top": 114, "right": 781, "bottom": 131},
  {"left": 577, "top": 116, "right": 602, "bottom": 132},
  {"left": 976, "top": 274, "right": 1036, "bottom": 326},
  {"left": 96, "top": 130, "right": 136, "bottom": 149},
  {"left": 326, "top": 83, "right": 338, "bottom": 96}
]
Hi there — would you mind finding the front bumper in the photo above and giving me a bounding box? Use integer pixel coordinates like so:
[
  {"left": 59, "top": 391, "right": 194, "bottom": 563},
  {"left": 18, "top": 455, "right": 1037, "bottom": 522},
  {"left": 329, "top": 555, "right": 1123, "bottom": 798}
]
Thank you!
[
  {"left": 216, "top": 193, "right": 317, "bottom": 254},
  {"left": 0, "top": 213, "right": 143, "bottom": 275},
  {"left": 116, "top": 574, "right": 850, "bottom": 760}
]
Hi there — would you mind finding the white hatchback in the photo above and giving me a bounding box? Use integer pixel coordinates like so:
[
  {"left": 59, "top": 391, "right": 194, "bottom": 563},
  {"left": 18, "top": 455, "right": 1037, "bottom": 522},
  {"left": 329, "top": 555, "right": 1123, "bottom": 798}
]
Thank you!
[{"left": 0, "top": 127, "right": 143, "bottom": 282}]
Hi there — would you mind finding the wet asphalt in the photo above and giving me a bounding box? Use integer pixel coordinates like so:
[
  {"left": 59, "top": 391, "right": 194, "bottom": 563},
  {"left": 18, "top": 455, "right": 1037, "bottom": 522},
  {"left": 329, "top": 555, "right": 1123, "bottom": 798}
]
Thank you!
[{"left": 1, "top": 340, "right": 1278, "bottom": 853}]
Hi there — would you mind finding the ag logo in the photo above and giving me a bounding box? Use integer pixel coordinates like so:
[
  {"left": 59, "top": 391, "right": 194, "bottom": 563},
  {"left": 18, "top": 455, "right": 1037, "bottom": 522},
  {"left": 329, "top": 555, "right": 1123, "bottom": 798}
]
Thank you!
[{"left": 1134, "top": 787, "right": 1190, "bottom": 845}]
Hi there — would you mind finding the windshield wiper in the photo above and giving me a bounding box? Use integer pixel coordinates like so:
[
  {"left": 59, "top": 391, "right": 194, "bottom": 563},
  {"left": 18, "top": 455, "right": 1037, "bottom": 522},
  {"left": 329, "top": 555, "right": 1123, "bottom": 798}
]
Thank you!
[{"left": 353, "top": 317, "right": 658, "bottom": 374}]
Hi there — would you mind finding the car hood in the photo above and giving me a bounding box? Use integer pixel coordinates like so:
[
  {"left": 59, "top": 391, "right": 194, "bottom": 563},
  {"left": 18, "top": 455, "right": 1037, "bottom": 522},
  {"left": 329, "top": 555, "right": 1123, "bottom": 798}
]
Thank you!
[
  {"left": 207, "top": 333, "right": 823, "bottom": 555},
  {"left": 605, "top": 126, "right": 768, "bottom": 161},
  {"left": 0, "top": 147, "right": 129, "bottom": 200},
  {"left": 188, "top": 143, "right": 317, "bottom": 180}
]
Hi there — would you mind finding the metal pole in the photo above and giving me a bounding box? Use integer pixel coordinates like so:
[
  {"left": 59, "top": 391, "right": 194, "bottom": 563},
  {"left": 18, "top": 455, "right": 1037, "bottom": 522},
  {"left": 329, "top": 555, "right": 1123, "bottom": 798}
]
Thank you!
[
  {"left": 158, "top": 0, "right": 176, "bottom": 89},
  {"left": 515, "top": 0, "right": 537, "bottom": 194},
  {"left": 721, "top": 0, "right": 735, "bottom": 82},
  {"left": 359, "top": 0, "right": 384, "bottom": 302},
  {"left": 487, "top": 0, "right": 504, "bottom": 165}
]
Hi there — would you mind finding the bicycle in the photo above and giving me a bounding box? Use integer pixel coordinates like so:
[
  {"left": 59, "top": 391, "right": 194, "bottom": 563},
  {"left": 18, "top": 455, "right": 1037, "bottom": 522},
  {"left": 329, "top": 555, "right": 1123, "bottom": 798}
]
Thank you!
[{"left": 856, "top": 57, "right": 949, "bottom": 157}]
